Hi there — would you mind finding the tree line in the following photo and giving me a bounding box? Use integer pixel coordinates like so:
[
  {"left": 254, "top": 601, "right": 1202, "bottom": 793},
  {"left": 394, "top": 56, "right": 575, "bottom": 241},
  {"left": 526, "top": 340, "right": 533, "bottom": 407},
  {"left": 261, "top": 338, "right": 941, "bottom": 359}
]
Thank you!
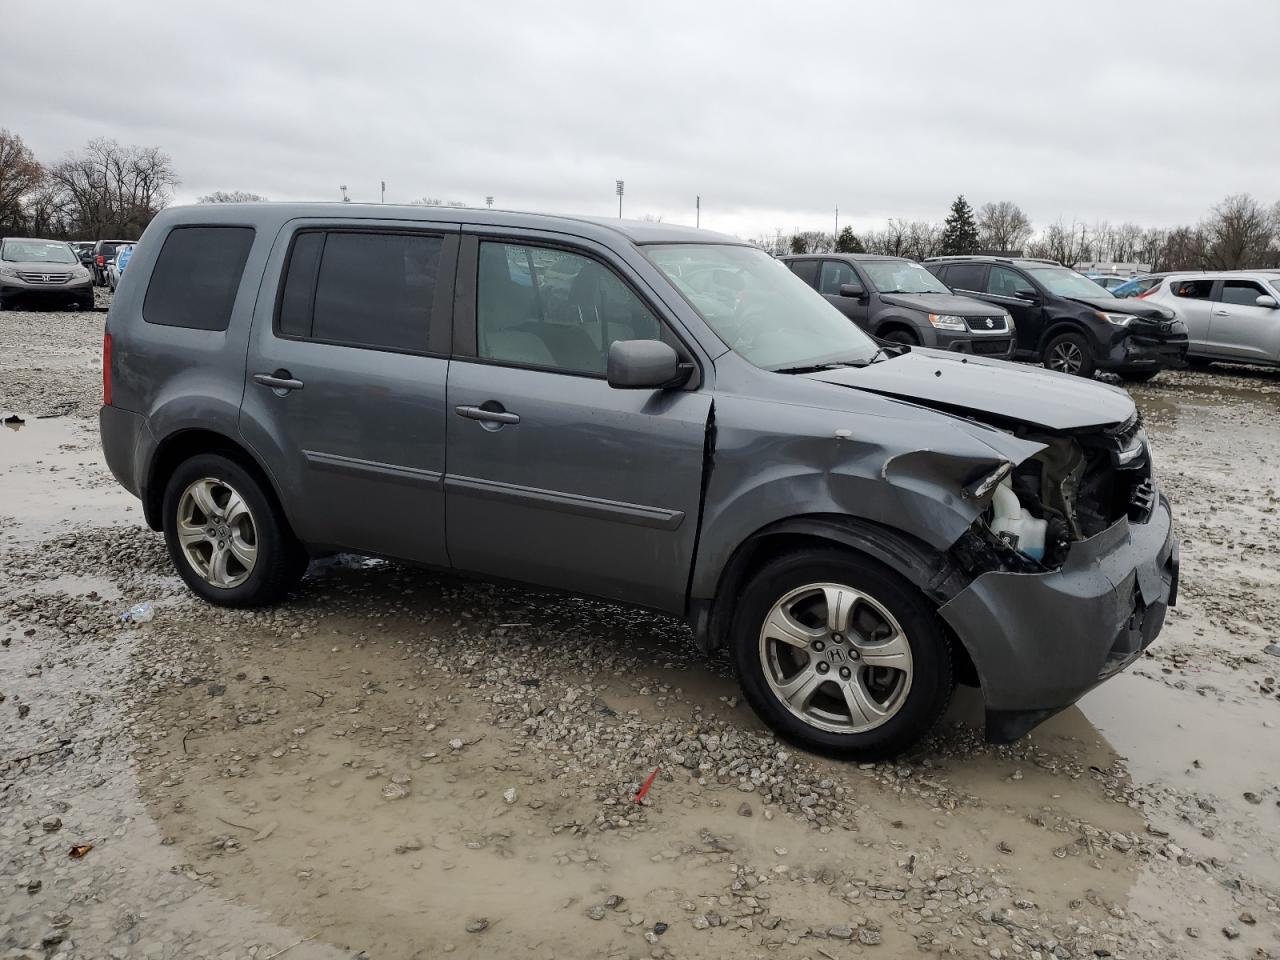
[{"left": 757, "top": 193, "right": 1280, "bottom": 272}]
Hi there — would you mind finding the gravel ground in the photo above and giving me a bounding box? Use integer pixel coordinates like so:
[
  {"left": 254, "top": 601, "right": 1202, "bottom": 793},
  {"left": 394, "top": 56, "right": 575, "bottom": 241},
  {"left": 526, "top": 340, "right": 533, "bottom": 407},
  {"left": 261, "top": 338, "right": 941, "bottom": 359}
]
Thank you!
[{"left": 2, "top": 297, "right": 1279, "bottom": 960}]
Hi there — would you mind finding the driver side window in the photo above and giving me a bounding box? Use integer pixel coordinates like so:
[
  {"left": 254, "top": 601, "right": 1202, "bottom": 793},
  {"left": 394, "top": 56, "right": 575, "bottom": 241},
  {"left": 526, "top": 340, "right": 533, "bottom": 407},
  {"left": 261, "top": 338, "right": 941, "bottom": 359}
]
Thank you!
[{"left": 819, "top": 260, "right": 860, "bottom": 296}]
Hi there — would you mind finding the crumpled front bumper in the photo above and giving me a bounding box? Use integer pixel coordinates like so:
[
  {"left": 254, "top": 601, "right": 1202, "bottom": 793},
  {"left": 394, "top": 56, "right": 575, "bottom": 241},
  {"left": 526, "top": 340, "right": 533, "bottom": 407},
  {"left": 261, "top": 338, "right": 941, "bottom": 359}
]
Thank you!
[{"left": 939, "top": 494, "right": 1178, "bottom": 742}]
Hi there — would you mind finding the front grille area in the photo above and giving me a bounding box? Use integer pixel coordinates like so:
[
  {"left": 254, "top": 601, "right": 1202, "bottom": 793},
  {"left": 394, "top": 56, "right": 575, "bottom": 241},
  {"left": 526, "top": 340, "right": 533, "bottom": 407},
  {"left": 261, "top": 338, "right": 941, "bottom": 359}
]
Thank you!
[
  {"left": 16, "top": 271, "right": 71, "bottom": 284},
  {"left": 965, "top": 315, "right": 1008, "bottom": 332},
  {"left": 971, "top": 338, "right": 1012, "bottom": 355}
]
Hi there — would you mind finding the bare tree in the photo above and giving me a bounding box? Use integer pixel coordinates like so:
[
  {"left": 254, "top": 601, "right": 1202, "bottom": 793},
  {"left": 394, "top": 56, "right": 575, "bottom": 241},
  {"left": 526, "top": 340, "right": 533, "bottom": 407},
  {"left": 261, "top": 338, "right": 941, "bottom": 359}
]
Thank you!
[
  {"left": 0, "top": 129, "right": 45, "bottom": 233},
  {"left": 1200, "top": 194, "right": 1275, "bottom": 269},
  {"left": 198, "top": 190, "right": 267, "bottom": 203},
  {"left": 976, "top": 201, "right": 1031, "bottom": 254},
  {"left": 45, "top": 137, "right": 178, "bottom": 239}
]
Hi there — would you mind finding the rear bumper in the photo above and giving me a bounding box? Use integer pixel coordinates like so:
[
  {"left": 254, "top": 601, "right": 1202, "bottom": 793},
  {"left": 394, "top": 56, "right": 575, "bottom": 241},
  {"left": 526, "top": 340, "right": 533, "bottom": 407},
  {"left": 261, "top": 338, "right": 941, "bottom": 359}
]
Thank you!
[
  {"left": 939, "top": 494, "right": 1178, "bottom": 742},
  {"left": 99, "top": 404, "right": 149, "bottom": 500}
]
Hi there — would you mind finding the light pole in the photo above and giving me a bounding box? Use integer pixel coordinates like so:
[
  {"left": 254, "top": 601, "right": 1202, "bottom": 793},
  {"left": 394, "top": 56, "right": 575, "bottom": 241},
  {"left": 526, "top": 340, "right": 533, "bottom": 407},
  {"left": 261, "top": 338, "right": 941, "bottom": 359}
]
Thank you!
[
  {"left": 616, "top": 180, "right": 624, "bottom": 219},
  {"left": 381, "top": 181, "right": 386, "bottom": 204},
  {"left": 485, "top": 196, "right": 494, "bottom": 208},
  {"left": 696, "top": 195, "right": 700, "bottom": 229},
  {"left": 339, "top": 184, "right": 349, "bottom": 203},
  {"left": 835, "top": 205, "right": 839, "bottom": 242}
]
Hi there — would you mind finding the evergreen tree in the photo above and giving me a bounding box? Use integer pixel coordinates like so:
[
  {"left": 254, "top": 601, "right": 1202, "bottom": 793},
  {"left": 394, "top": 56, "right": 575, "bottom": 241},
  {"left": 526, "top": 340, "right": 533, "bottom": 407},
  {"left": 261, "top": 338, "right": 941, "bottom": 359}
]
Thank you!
[
  {"left": 834, "top": 226, "right": 865, "bottom": 253},
  {"left": 939, "top": 195, "right": 980, "bottom": 255},
  {"left": 789, "top": 234, "right": 808, "bottom": 254}
]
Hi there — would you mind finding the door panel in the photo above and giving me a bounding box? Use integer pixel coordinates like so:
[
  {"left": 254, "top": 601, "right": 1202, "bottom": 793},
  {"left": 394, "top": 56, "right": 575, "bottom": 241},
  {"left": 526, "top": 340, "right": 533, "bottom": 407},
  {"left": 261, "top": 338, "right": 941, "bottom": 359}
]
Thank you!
[
  {"left": 818, "top": 260, "right": 870, "bottom": 327},
  {"left": 1210, "top": 280, "right": 1280, "bottom": 361},
  {"left": 982, "top": 266, "right": 1041, "bottom": 352},
  {"left": 444, "top": 361, "right": 710, "bottom": 612},
  {"left": 1165, "top": 278, "right": 1216, "bottom": 352},
  {"left": 240, "top": 222, "right": 458, "bottom": 564}
]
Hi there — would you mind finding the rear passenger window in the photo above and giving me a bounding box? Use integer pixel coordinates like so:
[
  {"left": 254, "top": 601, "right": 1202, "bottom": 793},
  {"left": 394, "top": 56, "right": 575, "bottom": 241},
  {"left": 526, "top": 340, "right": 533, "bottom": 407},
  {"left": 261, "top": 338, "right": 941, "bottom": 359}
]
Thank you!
[
  {"left": 1221, "top": 280, "right": 1267, "bottom": 307},
  {"left": 277, "top": 231, "right": 443, "bottom": 352},
  {"left": 143, "top": 226, "right": 254, "bottom": 331},
  {"left": 1172, "top": 279, "right": 1213, "bottom": 299},
  {"left": 788, "top": 259, "right": 819, "bottom": 288},
  {"left": 944, "top": 263, "right": 986, "bottom": 291}
]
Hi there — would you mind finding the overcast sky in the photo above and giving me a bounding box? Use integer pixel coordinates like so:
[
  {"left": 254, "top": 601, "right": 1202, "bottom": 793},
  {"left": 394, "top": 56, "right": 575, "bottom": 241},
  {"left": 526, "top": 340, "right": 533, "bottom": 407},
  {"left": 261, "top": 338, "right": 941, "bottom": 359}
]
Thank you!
[{"left": 4, "top": 0, "right": 1278, "bottom": 240}]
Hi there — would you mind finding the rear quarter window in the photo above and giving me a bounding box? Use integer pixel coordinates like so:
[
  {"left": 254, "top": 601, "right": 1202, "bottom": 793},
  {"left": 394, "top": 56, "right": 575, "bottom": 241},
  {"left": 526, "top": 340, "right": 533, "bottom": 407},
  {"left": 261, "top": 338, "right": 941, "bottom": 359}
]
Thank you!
[{"left": 143, "top": 226, "right": 255, "bottom": 331}]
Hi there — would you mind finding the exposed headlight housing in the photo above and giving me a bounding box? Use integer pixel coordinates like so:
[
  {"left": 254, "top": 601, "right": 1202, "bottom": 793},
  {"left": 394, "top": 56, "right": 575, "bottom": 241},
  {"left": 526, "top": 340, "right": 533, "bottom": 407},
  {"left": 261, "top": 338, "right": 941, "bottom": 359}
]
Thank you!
[
  {"left": 928, "top": 313, "right": 968, "bottom": 331},
  {"left": 1097, "top": 311, "right": 1134, "bottom": 326}
]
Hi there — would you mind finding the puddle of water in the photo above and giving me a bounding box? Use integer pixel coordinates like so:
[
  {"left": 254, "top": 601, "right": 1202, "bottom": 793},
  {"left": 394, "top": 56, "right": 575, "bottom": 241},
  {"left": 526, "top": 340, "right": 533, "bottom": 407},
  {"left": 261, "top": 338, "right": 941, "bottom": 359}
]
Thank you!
[{"left": 0, "top": 415, "right": 139, "bottom": 545}]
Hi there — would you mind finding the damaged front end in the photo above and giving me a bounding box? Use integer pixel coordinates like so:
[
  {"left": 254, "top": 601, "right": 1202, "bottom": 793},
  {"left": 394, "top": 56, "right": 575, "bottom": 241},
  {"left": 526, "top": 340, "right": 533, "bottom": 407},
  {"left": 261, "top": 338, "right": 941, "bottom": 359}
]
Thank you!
[{"left": 939, "top": 412, "right": 1179, "bottom": 742}]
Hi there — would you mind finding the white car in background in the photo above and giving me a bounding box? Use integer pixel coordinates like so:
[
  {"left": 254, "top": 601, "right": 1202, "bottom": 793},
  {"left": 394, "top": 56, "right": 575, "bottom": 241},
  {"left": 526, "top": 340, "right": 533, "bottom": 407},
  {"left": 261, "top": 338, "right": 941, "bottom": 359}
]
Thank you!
[{"left": 1143, "top": 270, "right": 1280, "bottom": 369}]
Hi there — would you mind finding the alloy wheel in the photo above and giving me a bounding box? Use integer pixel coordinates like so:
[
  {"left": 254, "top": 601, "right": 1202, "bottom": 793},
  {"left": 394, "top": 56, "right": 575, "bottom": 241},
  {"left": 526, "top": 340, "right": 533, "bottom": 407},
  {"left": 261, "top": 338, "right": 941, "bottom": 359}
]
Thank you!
[
  {"left": 175, "top": 477, "right": 258, "bottom": 588},
  {"left": 1047, "top": 341, "right": 1084, "bottom": 374},
  {"left": 757, "top": 582, "right": 913, "bottom": 734}
]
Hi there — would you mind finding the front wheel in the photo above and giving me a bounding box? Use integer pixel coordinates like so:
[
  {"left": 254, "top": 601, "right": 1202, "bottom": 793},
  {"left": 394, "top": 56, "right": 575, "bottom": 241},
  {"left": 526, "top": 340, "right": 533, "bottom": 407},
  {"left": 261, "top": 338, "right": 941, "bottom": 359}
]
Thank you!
[
  {"left": 1042, "top": 331, "right": 1097, "bottom": 378},
  {"left": 880, "top": 328, "right": 919, "bottom": 346},
  {"left": 731, "top": 549, "right": 953, "bottom": 760},
  {"left": 162, "top": 453, "right": 305, "bottom": 607}
]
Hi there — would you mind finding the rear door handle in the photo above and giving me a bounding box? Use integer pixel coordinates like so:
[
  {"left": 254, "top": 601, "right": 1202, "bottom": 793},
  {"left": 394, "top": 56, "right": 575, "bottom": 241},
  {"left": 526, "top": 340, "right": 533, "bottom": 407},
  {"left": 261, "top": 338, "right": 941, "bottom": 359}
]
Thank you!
[
  {"left": 1213, "top": 310, "right": 1230, "bottom": 317},
  {"left": 253, "top": 371, "right": 305, "bottom": 392},
  {"left": 454, "top": 404, "right": 520, "bottom": 425}
]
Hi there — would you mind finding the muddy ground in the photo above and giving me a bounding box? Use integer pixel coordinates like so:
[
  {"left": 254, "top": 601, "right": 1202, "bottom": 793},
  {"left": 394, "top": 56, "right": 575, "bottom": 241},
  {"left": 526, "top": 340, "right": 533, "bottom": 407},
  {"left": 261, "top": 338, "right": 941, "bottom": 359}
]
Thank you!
[{"left": 2, "top": 299, "right": 1278, "bottom": 960}]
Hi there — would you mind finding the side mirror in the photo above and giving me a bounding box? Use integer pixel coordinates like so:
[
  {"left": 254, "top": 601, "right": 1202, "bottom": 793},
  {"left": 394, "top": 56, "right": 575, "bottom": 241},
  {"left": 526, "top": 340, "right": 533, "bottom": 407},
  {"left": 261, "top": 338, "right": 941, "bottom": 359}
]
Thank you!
[
  {"left": 1256, "top": 295, "right": 1278, "bottom": 309},
  {"left": 838, "top": 283, "right": 867, "bottom": 300},
  {"left": 607, "top": 340, "right": 690, "bottom": 389},
  {"left": 1014, "top": 289, "right": 1040, "bottom": 303}
]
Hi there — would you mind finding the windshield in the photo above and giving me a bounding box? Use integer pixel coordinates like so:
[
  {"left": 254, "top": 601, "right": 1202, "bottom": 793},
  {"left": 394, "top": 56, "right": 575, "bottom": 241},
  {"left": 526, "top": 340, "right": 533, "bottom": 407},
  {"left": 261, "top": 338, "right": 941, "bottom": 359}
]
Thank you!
[
  {"left": 1, "top": 240, "right": 76, "bottom": 264},
  {"left": 1028, "top": 266, "right": 1113, "bottom": 299},
  {"left": 861, "top": 259, "right": 951, "bottom": 294},
  {"left": 646, "top": 244, "right": 879, "bottom": 370}
]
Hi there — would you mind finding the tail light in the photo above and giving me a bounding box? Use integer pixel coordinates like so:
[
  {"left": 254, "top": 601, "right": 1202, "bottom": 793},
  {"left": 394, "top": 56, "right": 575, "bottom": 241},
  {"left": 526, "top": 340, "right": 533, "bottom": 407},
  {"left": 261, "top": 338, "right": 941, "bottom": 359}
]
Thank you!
[
  {"left": 96, "top": 255, "right": 105, "bottom": 266},
  {"left": 102, "top": 332, "right": 113, "bottom": 406}
]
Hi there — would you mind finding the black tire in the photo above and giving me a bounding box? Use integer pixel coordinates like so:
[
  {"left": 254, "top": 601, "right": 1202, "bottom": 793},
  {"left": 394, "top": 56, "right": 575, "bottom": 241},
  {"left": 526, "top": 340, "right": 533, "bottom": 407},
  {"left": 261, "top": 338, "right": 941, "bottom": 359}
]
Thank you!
[
  {"left": 1041, "top": 331, "right": 1097, "bottom": 378},
  {"left": 731, "top": 548, "right": 954, "bottom": 761},
  {"left": 1186, "top": 356, "right": 1212, "bottom": 368},
  {"left": 881, "top": 327, "right": 919, "bottom": 346},
  {"left": 162, "top": 452, "right": 305, "bottom": 607},
  {"left": 1117, "top": 369, "right": 1160, "bottom": 383}
]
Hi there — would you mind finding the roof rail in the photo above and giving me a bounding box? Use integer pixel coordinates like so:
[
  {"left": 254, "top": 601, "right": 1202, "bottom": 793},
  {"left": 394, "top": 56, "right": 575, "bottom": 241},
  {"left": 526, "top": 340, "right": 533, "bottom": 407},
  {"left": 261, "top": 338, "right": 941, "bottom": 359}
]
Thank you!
[{"left": 923, "top": 254, "right": 1062, "bottom": 266}]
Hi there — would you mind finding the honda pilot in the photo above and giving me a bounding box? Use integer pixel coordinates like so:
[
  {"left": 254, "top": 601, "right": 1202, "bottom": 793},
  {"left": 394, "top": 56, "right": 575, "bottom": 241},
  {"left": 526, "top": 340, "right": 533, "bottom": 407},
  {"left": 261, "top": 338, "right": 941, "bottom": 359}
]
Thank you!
[{"left": 100, "top": 205, "right": 1179, "bottom": 759}]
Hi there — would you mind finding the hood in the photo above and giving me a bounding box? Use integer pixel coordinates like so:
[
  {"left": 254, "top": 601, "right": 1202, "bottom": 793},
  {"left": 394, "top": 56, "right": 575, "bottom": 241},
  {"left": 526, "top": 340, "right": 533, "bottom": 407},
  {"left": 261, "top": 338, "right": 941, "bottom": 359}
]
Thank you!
[
  {"left": 1069, "top": 296, "right": 1174, "bottom": 321},
  {"left": 2, "top": 259, "right": 82, "bottom": 272},
  {"left": 804, "top": 349, "right": 1135, "bottom": 432},
  {"left": 880, "top": 292, "right": 1003, "bottom": 316}
]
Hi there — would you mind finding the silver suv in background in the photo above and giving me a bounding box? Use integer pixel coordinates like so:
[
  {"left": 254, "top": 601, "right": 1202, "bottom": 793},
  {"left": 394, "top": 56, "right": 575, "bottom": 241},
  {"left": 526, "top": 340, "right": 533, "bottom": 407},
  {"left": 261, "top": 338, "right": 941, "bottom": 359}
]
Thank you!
[{"left": 1142, "top": 271, "right": 1280, "bottom": 368}]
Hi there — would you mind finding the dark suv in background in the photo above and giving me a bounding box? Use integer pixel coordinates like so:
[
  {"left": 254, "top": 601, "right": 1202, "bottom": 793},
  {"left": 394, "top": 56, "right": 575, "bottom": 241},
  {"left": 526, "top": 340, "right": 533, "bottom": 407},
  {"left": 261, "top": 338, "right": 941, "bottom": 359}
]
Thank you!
[
  {"left": 782, "top": 254, "right": 1015, "bottom": 358},
  {"left": 926, "top": 256, "right": 1187, "bottom": 381},
  {"left": 91, "top": 239, "right": 134, "bottom": 286}
]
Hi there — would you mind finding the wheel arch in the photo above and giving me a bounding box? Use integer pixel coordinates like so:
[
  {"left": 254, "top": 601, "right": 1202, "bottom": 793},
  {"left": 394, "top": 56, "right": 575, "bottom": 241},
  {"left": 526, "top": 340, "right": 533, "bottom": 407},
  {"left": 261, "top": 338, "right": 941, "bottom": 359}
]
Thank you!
[
  {"left": 143, "top": 428, "right": 295, "bottom": 539},
  {"left": 692, "top": 515, "right": 978, "bottom": 686},
  {"left": 1036, "top": 319, "right": 1094, "bottom": 357},
  {"left": 874, "top": 316, "right": 923, "bottom": 343}
]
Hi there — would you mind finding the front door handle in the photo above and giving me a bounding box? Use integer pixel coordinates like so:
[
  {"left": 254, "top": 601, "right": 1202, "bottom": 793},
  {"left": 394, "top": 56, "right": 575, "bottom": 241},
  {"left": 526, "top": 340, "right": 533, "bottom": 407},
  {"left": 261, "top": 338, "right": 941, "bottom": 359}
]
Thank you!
[
  {"left": 454, "top": 404, "right": 520, "bottom": 425},
  {"left": 253, "top": 371, "right": 305, "bottom": 392},
  {"left": 1213, "top": 310, "right": 1230, "bottom": 317}
]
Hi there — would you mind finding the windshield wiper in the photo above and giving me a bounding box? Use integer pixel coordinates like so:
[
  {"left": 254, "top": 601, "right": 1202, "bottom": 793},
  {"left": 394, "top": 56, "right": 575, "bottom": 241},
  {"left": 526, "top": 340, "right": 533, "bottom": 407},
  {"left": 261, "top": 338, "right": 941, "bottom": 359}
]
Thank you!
[{"left": 773, "top": 352, "right": 889, "bottom": 375}]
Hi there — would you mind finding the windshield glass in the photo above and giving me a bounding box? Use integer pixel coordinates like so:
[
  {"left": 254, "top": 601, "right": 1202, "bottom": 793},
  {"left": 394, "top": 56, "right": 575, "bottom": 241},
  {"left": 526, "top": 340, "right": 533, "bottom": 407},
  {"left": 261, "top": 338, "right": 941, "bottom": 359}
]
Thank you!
[
  {"left": 1, "top": 240, "right": 76, "bottom": 264},
  {"left": 861, "top": 259, "right": 950, "bottom": 294},
  {"left": 1028, "top": 266, "right": 1113, "bottom": 299},
  {"left": 645, "top": 244, "right": 879, "bottom": 370}
]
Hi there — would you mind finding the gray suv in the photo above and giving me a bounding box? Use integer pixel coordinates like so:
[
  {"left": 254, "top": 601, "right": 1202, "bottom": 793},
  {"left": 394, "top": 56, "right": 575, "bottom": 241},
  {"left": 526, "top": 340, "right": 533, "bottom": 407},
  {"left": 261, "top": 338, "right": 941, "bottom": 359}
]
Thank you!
[
  {"left": 100, "top": 204, "right": 1178, "bottom": 759},
  {"left": 781, "top": 254, "right": 1016, "bottom": 358}
]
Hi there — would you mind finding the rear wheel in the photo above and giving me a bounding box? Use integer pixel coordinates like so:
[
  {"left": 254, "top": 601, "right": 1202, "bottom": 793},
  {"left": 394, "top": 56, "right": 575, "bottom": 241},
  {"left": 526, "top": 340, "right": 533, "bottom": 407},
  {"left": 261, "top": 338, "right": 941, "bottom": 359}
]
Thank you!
[
  {"left": 162, "top": 453, "right": 305, "bottom": 607},
  {"left": 1042, "top": 331, "right": 1096, "bottom": 378},
  {"left": 731, "top": 549, "right": 953, "bottom": 760}
]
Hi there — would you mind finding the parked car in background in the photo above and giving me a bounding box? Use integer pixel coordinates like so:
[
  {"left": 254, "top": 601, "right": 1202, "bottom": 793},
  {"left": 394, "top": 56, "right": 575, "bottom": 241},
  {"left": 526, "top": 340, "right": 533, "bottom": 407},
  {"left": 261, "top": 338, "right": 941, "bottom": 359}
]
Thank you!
[
  {"left": 68, "top": 241, "right": 96, "bottom": 269},
  {"left": 91, "top": 239, "right": 133, "bottom": 286},
  {"left": 780, "top": 253, "right": 1015, "bottom": 357},
  {"left": 0, "top": 237, "right": 95, "bottom": 311},
  {"left": 99, "top": 204, "right": 1178, "bottom": 759},
  {"left": 107, "top": 243, "right": 134, "bottom": 291},
  {"left": 925, "top": 256, "right": 1187, "bottom": 381},
  {"left": 1086, "top": 274, "right": 1131, "bottom": 292},
  {"left": 1110, "top": 274, "right": 1173, "bottom": 299},
  {"left": 1140, "top": 270, "right": 1280, "bottom": 369}
]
